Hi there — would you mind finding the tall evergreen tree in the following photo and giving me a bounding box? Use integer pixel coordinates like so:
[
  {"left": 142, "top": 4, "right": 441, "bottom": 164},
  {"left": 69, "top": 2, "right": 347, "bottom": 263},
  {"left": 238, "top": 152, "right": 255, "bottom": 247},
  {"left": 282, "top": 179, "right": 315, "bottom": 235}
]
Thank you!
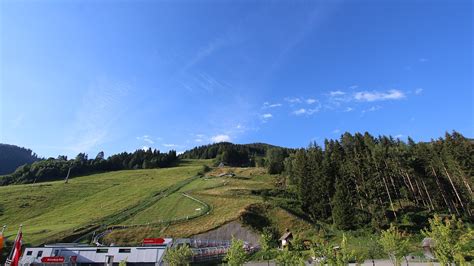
[{"left": 332, "top": 175, "right": 355, "bottom": 230}]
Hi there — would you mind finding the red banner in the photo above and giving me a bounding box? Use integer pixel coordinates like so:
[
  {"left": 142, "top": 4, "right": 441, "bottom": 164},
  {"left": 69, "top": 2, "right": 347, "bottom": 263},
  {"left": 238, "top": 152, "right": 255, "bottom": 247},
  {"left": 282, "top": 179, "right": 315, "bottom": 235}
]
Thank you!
[
  {"left": 143, "top": 238, "right": 165, "bottom": 245},
  {"left": 11, "top": 232, "right": 22, "bottom": 266},
  {"left": 41, "top": 256, "right": 65, "bottom": 263}
]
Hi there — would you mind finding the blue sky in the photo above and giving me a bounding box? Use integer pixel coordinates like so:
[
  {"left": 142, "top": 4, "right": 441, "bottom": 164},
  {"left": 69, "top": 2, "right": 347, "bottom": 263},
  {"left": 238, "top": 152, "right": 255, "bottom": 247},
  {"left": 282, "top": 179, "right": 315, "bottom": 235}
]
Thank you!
[{"left": 1, "top": 0, "right": 472, "bottom": 158}]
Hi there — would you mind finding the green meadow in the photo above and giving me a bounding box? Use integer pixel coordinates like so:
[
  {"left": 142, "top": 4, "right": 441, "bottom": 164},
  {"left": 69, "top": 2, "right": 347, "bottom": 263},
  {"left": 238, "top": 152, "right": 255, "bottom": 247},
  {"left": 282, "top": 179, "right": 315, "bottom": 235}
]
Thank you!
[
  {"left": 1, "top": 159, "right": 283, "bottom": 246},
  {"left": 0, "top": 160, "right": 205, "bottom": 245}
]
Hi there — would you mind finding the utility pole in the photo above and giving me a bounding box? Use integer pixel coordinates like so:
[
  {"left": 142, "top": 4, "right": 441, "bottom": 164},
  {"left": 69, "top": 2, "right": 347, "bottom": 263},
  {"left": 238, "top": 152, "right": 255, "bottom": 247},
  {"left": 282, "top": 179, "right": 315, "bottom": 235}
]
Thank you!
[{"left": 65, "top": 167, "right": 71, "bottom": 184}]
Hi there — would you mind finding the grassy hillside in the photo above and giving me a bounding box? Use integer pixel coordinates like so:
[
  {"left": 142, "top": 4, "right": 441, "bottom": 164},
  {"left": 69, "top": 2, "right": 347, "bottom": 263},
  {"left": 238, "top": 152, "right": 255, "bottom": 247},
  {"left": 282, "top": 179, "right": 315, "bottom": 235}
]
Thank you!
[
  {"left": 1, "top": 159, "right": 378, "bottom": 252},
  {"left": 1, "top": 159, "right": 296, "bottom": 247},
  {"left": 102, "top": 166, "right": 314, "bottom": 245},
  {"left": 0, "top": 160, "right": 205, "bottom": 245}
]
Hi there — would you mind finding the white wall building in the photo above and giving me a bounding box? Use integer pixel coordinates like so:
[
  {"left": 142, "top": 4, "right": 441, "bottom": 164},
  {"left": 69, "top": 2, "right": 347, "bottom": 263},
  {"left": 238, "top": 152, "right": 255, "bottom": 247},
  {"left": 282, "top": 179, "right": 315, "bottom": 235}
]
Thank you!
[{"left": 19, "top": 239, "right": 172, "bottom": 266}]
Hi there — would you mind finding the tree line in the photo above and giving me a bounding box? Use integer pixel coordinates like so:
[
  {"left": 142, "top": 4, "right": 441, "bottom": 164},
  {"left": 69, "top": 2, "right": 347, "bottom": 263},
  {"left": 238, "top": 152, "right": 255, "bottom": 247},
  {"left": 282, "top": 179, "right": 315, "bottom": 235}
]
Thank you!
[
  {"left": 180, "top": 142, "right": 292, "bottom": 168},
  {"left": 283, "top": 131, "right": 473, "bottom": 230},
  {"left": 0, "top": 148, "right": 178, "bottom": 186}
]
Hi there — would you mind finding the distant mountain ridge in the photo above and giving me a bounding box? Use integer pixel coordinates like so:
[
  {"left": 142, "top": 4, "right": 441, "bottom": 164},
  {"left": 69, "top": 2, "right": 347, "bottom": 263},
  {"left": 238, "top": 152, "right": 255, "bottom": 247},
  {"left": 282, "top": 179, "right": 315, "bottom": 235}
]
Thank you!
[{"left": 0, "top": 143, "right": 40, "bottom": 175}]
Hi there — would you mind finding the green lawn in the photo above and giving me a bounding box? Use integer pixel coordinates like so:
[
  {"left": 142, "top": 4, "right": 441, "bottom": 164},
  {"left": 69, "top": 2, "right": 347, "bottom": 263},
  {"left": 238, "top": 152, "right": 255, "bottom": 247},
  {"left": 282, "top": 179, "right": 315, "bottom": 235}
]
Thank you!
[
  {"left": 160, "top": 167, "right": 276, "bottom": 237},
  {"left": 122, "top": 193, "right": 203, "bottom": 225},
  {"left": 0, "top": 161, "right": 204, "bottom": 245},
  {"left": 97, "top": 167, "right": 278, "bottom": 242}
]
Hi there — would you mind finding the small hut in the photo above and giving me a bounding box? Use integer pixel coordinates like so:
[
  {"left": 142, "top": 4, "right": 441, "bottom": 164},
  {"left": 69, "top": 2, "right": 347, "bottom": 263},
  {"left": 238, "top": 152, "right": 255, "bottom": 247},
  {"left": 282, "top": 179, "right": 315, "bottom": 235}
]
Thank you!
[
  {"left": 279, "top": 229, "right": 293, "bottom": 249},
  {"left": 422, "top": 238, "right": 435, "bottom": 260}
]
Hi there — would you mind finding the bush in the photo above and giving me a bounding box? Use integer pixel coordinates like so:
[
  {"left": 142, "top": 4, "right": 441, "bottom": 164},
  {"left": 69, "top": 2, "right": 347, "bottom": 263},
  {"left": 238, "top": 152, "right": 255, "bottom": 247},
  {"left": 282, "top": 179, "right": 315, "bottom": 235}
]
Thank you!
[
  {"left": 164, "top": 245, "right": 193, "bottom": 266},
  {"left": 225, "top": 237, "right": 248, "bottom": 266},
  {"left": 379, "top": 224, "right": 410, "bottom": 266},
  {"left": 311, "top": 234, "right": 355, "bottom": 266},
  {"left": 198, "top": 165, "right": 211, "bottom": 175},
  {"left": 421, "top": 215, "right": 474, "bottom": 265},
  {"left": 260, "top": 226, "right": 279, "bottom": 251},
  {"left": 239, "top": 204, "right": 271, "bottom": 231},
  {"left": 276, "top": 248, "right": 306, "bottom": 266}
]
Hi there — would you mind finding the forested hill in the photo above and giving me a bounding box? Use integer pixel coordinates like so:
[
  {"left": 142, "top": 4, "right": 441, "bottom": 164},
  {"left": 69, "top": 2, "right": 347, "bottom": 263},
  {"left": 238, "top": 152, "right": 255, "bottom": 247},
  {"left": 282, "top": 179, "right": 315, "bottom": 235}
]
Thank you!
[
  {"left": 0, "top": 144, "right": 40, "bottom": 175},
  {"left": 180, "top": 142, "right": 279, "bottom": 159},
  {"left": 284, "top": 131, "right": 474, "bottom": 227},
  {"left": 179, "top": 142, "right": 292, "bottom": 166}
]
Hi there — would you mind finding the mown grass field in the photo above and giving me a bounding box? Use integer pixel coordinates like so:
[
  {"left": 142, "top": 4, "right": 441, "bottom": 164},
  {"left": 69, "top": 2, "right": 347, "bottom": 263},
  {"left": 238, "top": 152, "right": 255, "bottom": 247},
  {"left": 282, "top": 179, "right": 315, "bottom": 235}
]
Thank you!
[
  {"left": 0, "top": 160, "right": 205, "bottom": 245},
  {"left": 104, "top": 166, "right": 309, "bottom": 244}
]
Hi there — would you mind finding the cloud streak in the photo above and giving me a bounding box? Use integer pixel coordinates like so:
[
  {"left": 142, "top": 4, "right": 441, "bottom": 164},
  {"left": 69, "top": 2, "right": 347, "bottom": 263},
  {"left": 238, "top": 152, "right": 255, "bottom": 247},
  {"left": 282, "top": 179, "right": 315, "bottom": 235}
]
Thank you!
[
  {"left": 211, "top": 134, "right": 231, "bottom": 143},
  {"left": 137, "top": 135, "right": 154, "bottom": 144},
  {"left": 362, "top": 105, "right": 381, "bottom": 113},
  {"left": 306, "top": 98, "right": 317, "bottom": 104},
  {"left": 262, "top": 102, "right": 282, "bottom": 109},
  {"left": 182, "top": 37, "right": 228, "bottom": 72},
  {"left": 67, "top": 79, "right": 130, "bottom": 154},
  {"left": 354, "top": 89, "right": 405, "bottom": 102},
  {"left": 163, "top": 143, "right": 180, "bottom": 148},
  {"left": 292, "top": 107, "right": 320, "bottom": 116}
]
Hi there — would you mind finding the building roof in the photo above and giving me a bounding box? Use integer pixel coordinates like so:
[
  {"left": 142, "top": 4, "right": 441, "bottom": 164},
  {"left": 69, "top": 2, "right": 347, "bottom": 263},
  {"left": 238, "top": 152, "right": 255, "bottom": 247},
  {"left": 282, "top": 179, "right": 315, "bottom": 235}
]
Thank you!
[{"left": 279, "top": 232, "right": 293, "bottom": 241}]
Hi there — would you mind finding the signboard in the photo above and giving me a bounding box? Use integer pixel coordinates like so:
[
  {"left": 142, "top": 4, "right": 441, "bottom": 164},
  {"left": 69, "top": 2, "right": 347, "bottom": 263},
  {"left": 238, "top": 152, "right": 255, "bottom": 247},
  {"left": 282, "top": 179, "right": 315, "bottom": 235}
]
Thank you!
[
  {"left": 41, "top": 256, "right": 65, "bottom": 263},
  {"left": 143, "top": 238, "right": 165, "bottom": 245}
]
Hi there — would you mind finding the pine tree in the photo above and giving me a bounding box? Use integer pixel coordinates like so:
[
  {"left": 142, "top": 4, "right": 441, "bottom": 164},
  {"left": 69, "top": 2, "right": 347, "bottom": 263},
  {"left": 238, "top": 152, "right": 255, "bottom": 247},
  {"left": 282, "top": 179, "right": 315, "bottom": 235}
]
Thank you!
[{"left": 332, "top": 175, "right": 355, "bottom": 230}]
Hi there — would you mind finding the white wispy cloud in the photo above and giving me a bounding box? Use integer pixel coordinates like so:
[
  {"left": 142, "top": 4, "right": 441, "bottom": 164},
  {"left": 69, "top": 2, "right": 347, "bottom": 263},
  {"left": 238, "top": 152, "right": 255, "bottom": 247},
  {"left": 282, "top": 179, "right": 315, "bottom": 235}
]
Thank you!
[
  {"left": 163, "top": 143, "right": 180, "bottom": 148},
  {"left": 344, "top": 107, "right": 354, "bottom": 112},
  {"left": 332, "top": 129, "right": 341, "bottom": 134},
  {"left": 306, "top": 98, "right": 317, "bottom": 104},
  {"left": 285, "top": 97, "right": 319, "bottom": 105},
  {"left": 265, "top": 4, "right": 339, "bottom": 77},
  {"left": 293, "top": 108, "right": 306, "bottom": 115},
  {"left": 182, "top": 37, "right": 228, "bottom": 72},
  {"left": 67, "top": 79, "right": 129, "bottom": 154},
  {"left": 190, "top": 133, "right": 206, "bottom": 143},
  {"left": 354, "top": 89, "right": 405, "bottom": 102},
  {"left": 211, "top": 134, "right": 231, "bottom": 143},
  {"left": 327, "top": 91, "right": 351, "bottom": 105},
  {"left": 260, "top": 113, "right": 273, "bottom": 123},
  {"left": 362, "top": 106, "right": 381, "bottom": 113},
  {"left": 415, "top": 88, "right": 423, "bottom": 95},
  {"left": 182, "top": 72, "right": 230, "bottom": 94},
  {"left": 330, "top": 91, "right": 346, "bottom": 97},
  {"left": 285, "top": 97, "right": 302, "bottom": 104},
  {"left": 292, "top": 108, "right": 319, "bottom": 116},
  {"left": 394, "top": 134, "right": 404, "bottom": 138},
  {"left": 262, "top": 102, "right": 283, "bottom": 109},
  {"left": 137, "top": 135, "right": 154, "bottom": 144}
]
